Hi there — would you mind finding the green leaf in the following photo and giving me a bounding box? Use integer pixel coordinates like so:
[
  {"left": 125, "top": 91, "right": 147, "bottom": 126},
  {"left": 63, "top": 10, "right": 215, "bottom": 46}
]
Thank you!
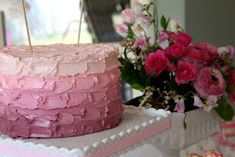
[
  {"left": 215, "top": 97, "right": 234, "bottom": 121},
  {"left": 160, "top": 15, "right": 170, "bottom": 31},
  {"left": 119, "top": 58, "right": 147, "bottom": 90}
]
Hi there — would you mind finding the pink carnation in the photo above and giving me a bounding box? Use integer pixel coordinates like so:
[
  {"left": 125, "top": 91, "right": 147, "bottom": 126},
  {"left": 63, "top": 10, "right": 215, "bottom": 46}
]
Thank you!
[
  {"left": 175, "top": 61, "right": 197, "bottom": 84},
  {"left": 194, "top": 67, "right": 226, "bottom": 98},
  {"left": 145, "top": 50, "right": 169, "bottom": 77},
  {"left": 184, "top": 42, "right": 219, "bottom": 66},
  {"left": 170, "top": 32, "right": 192, "bottom": 46}
]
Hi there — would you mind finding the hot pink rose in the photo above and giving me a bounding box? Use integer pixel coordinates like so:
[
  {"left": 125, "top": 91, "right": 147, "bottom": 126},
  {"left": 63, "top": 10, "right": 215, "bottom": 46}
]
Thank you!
[
  {"left": 194, "top": 67, "right": 226, "bottom": 98},
  {"left": 184, "top": 43, "right": 219, "bottom": 66},
  {"left": 170, "top": 32, "right": 192, "bottom": 46},
  {"left": 228, "top": 70, "right": 235, "bottom": 86},
  {"left": 166, "top": 42, "right": 185, "bottom": 58},
  {"left": 175, "top": 61, "right": 197, "bottom": 84},
  {"left": 145, "top": 50, "right": 169, "bottom": 77}
]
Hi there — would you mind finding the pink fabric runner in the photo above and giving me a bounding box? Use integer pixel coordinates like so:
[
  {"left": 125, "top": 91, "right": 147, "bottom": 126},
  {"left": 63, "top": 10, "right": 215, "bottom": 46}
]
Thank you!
[{"left": 85, "top": 118, "right": 171, "bottom": 157}]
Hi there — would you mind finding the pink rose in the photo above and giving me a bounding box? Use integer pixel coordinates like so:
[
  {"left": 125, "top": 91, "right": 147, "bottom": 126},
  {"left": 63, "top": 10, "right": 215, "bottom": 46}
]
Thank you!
[
  {"left": 166, "top": 42, "right": 185, "bottom": 58},
  {"left": 184, "top": 43, "right": 219, "bottom": 66},
  {"left": 116, "top": 24, "right": 128, "bottom": 37},
  {"left": 121, "top": 9, "right": 137, "bottom": 24},
  {"left": 228, "top": 70, "right": 235, "bottom": 86},
  {"left": 134, "top": 37, "right": 148, "bottom": 49},
  {"left": 194, "top": 67, "right": 226, "bottom": 98},
  {"left": 175, "top": 61, "right": 197, "bottom": 84},
  {"left": 170, "top": 32, "right": 192, "bottom": 46},
  {"left": 145, "top": 50, "right": 169, "bottom": 77},
  {"left": 229, "top": 92, "right": 235, "bottom": 105}
]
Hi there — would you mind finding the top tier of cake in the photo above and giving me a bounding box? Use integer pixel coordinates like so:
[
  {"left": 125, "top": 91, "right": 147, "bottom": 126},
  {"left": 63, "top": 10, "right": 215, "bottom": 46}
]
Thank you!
[{"left": 0, "top": 44, "right": 119, "bottom": 76}]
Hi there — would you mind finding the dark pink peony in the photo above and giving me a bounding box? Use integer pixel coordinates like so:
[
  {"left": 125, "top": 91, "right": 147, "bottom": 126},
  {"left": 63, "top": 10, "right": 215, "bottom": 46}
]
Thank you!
[
  {"left": 175, "top": 61, "right": 197, "bottom": 84},
  {"left": 184, "top": 42, "right": 219, "bottom": 66},
  {"left": 166, "top": 42, "right": 185, "bottom": 58},
  {"left": 145, "top": 50, "right": 169, "bottom": 77},
  {"left": 228, "top": 70, "right": 235, "bottom": 86},
  {"left": 170, "top": 32, "right": 192, "bottom": 46},
  {"left": 194, "top": 67, "right": 226, "bottom": 98}
]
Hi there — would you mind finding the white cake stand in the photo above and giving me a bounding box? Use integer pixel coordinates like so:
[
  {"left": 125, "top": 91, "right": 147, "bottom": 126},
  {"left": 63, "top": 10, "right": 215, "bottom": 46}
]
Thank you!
[{"left": 0, "top": 106, "right": 220, "bottom": 157}]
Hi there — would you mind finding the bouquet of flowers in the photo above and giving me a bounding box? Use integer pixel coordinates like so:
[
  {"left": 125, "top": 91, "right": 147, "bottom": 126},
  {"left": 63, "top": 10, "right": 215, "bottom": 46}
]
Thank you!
[{"left": 116, "top": 1, "right": 235, "bottom": 121}]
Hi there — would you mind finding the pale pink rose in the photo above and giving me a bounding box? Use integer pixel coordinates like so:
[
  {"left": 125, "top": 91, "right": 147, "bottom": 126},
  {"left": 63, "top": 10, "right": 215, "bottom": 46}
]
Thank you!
[
  {"left": 175, "top": 61, "right": 197, "bottom": 84},
  {"left": 217, "top": 45, "right": 234, "bottom": 58},
  {"left": 116, "top": 24, "right": 128, "bottom": 37},
  {"left": 157, "top": 31, "right": 169, "bottom": 49},
  {"left": 202, "top": 150, "right": 223, "bottom": 157},
  {"left": 194, "top": 67, "right": 226, "bottom": 98},
  {"left": 121, "top": 9, "right": 137, "bottom": 24},
  {"left": 134, "top": 37, "right": 148, "bottom": 49},
  {"left": 193, "top": 95, "right": 204, "bottom": 108},
  {"left": 174, "top": 99, "right": 185, "bottom": 113}
]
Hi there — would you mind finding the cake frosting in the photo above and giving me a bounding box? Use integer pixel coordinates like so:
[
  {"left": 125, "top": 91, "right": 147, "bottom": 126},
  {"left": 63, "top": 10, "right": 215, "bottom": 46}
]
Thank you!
[
  {"left": 0, "top": 44, "right": 123, "bottom": 138},
  {"left": 0, "top": 44, "right": 119, "bottom": 76}
]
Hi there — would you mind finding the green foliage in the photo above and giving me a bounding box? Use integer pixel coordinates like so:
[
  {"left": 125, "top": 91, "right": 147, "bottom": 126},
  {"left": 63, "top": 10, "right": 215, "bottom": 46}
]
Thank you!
[
  {"left": 160, "top": 15, "right": 170, "bottom": 31},
  {"left": 216, "top": 97, "right": 235, "bottom": 121},
  {"left": 119, "top": 58, "right": 147, "bottom": 90}
]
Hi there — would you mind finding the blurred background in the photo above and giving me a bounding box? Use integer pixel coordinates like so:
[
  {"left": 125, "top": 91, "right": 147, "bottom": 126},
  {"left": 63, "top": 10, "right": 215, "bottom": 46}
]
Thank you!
[{"left": 0, "top": 0, "right": 235, "bottom": 100}]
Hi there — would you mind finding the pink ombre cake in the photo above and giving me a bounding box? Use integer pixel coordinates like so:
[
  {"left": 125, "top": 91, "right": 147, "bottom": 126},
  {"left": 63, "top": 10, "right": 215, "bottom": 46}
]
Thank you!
[{"left": 0, "top": 44, "right": 123, "bottom": 138}]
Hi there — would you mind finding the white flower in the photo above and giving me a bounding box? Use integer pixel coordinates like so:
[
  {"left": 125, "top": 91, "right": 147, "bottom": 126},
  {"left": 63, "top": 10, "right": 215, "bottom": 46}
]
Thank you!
[
  {"left": 121, "top": 9, "right": 137, "bottom": 24},
  {"left": 193, "top": 95, "right": 204, "bottom": 108},
  {"left": 217, "top": 45, "right": 234, "bottom": 58},
  {"left": 131, "top": 16, "right": 156, "bottom": 46},
  {"left": 134, "top": 2, "right": 144, "bottom": 14},
  {"left": 170, "top": 19, "right": 182, "bottom": 32},
  {"left": 204, "top": 95, "right": 218, "bottom": 112}
]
